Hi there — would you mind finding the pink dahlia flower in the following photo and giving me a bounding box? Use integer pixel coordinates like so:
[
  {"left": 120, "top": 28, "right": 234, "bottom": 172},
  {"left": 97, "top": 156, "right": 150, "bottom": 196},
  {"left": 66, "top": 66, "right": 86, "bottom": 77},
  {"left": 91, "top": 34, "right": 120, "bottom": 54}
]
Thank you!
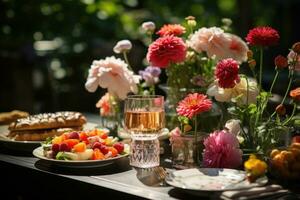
[
  {"left": 156, "top": 24, "right": 186, "bottom": 37},
  {"left": 203, "top": 130, "right": 242, "bottom": 169},
  {"left": 245, "top": 26, "right": 279, "bottom": 47},
  {"left": 147, "top": 35, "right": 186, "bottom": 68},
  {"left": 176, "top": 93, "right": 212, "bottom": 119},
  {"left": 215, "top": 58, "right": 240, "bottom": 88}
]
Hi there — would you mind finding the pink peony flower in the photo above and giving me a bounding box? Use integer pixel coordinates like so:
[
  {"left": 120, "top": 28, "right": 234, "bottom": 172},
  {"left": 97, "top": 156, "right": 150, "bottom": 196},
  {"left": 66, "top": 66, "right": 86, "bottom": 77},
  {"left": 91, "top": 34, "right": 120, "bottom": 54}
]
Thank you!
[
  {"left": 156, "top": 24, "right": 186, "bottom": 37},
  {"left": 215, "top": 58, "right": 240, "bottom": 89},
  {"left": 203, "top": 130, "right": 242, "bottom": 169},
  {"left": 85, "top": 56, "right": 141, "bottom": 100},
  {"left": 176, "top": 93, "right": 212, "bottom": 119},
  {"left": 147, "top": 35, "right": 186, "bottom": 68},
  {"left": 287, "top": 50, "right": 300, "bottom": 71},
  {"left": 245, "top": 26, "right": 279, "bottom": 47},
  {"left": 188, "top": 27, "right": 248, "bottom": 63}
]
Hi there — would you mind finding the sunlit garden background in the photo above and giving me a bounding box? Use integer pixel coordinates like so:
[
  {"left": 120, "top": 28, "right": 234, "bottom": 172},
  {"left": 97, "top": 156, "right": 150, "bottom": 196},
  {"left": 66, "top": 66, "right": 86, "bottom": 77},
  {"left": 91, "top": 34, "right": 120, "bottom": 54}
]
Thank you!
[{"left": 1, "top": 0, "right": 299, "bottom": 113}]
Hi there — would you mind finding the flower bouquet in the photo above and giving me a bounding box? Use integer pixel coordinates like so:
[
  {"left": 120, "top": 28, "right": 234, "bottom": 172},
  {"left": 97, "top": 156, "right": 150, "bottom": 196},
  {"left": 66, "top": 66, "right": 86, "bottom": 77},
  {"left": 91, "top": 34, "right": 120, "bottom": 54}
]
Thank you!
[{"left": 207, "top": 26, "right": 300, "bottom": 155}]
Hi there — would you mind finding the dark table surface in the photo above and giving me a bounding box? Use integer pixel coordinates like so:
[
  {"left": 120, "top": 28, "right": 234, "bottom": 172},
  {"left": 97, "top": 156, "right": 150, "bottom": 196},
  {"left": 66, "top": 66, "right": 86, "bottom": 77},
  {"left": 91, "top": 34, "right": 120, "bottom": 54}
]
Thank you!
[{"left": 0, "top": 113, "right": 299, "bottom": 200}]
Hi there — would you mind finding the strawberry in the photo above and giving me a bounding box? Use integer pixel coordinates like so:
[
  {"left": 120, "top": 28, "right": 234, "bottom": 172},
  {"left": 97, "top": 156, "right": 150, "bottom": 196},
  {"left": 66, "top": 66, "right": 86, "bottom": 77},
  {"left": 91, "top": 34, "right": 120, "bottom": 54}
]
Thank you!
[{"left": 113, "top": 142, "right": 124, "bottom": 153}]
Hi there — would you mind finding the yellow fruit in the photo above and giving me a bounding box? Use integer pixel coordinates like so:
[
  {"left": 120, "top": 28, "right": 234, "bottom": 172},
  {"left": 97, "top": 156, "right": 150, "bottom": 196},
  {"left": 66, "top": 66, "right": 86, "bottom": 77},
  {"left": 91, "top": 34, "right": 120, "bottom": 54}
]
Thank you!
[{"left": 270, "top": 149, "right": 280, "bottom": 158}]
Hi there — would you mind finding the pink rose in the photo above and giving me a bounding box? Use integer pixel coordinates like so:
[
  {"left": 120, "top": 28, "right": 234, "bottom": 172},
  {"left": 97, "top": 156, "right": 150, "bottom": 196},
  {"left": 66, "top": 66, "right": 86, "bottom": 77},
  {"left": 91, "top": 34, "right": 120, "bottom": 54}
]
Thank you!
[{"left": 188, "top": 27, "right": 248, "bottom": 63}]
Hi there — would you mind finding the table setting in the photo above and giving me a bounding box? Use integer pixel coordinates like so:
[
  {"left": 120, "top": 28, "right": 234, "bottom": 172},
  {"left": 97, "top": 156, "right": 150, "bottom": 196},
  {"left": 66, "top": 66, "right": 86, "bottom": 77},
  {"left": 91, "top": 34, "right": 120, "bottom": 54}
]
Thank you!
[{"left": 0, "top": 16, "right": 300, "bottom": 200}]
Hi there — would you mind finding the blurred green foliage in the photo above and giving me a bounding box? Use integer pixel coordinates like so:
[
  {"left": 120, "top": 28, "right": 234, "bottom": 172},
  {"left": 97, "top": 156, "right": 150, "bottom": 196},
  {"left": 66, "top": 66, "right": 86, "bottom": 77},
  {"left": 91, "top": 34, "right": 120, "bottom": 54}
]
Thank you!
[{"left": 0, "top": 0, "right": 299, "bottom": 112}]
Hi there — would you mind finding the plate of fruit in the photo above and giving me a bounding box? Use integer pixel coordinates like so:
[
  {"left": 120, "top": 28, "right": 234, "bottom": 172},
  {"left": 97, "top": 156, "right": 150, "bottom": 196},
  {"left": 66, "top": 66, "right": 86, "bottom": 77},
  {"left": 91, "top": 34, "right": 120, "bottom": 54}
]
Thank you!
[{"left": 33, "top": 129, "right": 129, "bottom": 167}]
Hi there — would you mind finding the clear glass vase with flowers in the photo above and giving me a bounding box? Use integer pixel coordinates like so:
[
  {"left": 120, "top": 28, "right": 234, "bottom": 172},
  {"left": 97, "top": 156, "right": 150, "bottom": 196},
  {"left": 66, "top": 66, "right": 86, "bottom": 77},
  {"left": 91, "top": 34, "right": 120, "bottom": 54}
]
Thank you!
[
  {"left": 207, "top": 26, "right": 300, "bottom": 155},
  {"left": 169, "top": 93, "right": 212, "bottom": 168},
  {"left": 145, "top": 17, "right": 249, "bottom": 132}
]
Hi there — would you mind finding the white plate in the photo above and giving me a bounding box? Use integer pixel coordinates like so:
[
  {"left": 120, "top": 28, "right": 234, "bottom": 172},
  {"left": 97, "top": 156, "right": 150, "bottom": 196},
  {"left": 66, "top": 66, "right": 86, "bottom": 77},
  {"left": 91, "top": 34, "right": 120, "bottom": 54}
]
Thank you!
[
  {"left": 0, "top": 123, "right": 99, "bottom": 152},
  {"left": 33, "top": 146, "right": 128, "bottom": 168},
  {"left": 166, "top": 168, "right": 268, "bottom": 191}
]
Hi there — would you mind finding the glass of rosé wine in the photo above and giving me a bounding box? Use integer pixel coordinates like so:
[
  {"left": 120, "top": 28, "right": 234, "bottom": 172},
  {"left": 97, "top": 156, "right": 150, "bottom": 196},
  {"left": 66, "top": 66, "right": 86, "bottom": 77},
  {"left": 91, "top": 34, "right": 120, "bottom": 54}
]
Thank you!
[{"left": 124, "top": 95, "right": 165, "bottom": 168}]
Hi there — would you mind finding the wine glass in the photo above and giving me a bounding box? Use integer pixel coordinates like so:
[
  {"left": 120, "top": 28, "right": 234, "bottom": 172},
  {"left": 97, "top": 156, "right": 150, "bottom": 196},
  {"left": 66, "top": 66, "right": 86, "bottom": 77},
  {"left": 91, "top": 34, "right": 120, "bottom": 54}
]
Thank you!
[{"left": 124, "top": 95, "right": 165, "bottom": 168}]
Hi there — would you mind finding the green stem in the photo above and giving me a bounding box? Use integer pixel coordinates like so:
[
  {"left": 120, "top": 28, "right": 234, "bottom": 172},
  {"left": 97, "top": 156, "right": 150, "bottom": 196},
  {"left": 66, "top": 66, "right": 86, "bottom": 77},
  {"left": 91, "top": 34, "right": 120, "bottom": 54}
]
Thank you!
[
  {"left": 259, "top": 47, "right": 264, "bottom": 91},
  {"left": 245, "top": 76, "right": 249, "bottom": 105},
  {"left": 269, "top": 71, "right": 294, "bottom": 120},
  {"left": 123, "top": 52, "right": 133, "bottom": 71},
  {"left": 269, "top": 70, "right": 279, "bottom": 94},
  {"left": 283, "top": 103, "right": 297, "bottom": 126},
  {"left": 194, "top": 115, "right": 198, "bottom": 164}
]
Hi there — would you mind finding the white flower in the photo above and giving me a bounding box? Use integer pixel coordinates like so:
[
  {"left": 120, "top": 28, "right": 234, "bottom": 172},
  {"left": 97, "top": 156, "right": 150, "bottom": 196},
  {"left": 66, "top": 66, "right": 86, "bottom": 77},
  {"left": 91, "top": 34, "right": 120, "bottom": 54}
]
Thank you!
[
  {"left": 187, "top": 27, "right": 248, "bottom": 63},
  {"left": 225, "top": 119, "right": 241, "bottom": 136},
  {"left": 113, "top": 40, "right": 132, "bottom": 54},
  {"left": 85, "top": 56, "right": 140, "bottom": 100},
  {"left": 207, "top": 77, "right": 258, "bottom": 105},
  {"left": 142, "top": 21, "right": 156, "bottom": 32}
]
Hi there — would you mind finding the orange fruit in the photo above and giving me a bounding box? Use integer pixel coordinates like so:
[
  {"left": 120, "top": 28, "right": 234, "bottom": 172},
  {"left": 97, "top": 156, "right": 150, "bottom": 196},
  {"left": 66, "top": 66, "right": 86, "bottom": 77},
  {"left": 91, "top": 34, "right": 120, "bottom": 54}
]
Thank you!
[
  {"left": 92, "top": 148, "right": 105, "bottom": 160},
  {"left": 79, "top": 132, "right": 88, "bottom": 142},
  {"left": 73, "top": 142, "right": 86, "bottom": 152},
  {"left": 64, "top": 139, "right": 79, "bottom": 149},
  {"left": 108, "top": 147, "right": 118, "bottom": 157}
]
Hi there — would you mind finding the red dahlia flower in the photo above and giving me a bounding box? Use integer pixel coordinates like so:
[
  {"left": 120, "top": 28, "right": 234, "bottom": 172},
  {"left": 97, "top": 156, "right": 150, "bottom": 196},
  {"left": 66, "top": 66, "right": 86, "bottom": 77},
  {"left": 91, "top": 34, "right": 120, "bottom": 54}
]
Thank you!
[
  {"left": 246, "top": 26, "right": 279, "bottom": 47},
  {"left": 176, "top": 93, "right": 212, "bottom": 119},
  {"left": 215, "top": 58, "right": 240, "bottom": 88},
  {"left": 156, "top": 24, "right": 186, "bottom": 37},
  {"left": 274, "top": 55, "right": 288, "bottom": 69},
  {"left": 146, "top": 35, "right": 186, "bottom": 68}
]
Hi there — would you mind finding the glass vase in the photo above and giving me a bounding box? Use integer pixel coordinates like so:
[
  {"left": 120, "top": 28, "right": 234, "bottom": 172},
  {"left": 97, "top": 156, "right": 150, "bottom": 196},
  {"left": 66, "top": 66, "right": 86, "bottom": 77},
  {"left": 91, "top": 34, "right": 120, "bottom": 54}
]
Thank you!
[{"left": 170, "top": 132, "right": 207, "bottom": 169}]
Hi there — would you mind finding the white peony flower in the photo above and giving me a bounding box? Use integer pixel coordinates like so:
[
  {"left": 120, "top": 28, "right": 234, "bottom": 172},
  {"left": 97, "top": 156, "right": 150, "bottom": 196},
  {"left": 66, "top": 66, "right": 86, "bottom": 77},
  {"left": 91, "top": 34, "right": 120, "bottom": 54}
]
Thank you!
[
  {"left": 142, "top": 21, "right": 156, "bottom": 32},
  {"left": 187, "top": 27, "right": 248, "bottom": 63},
  {"left": 113, "top": 40, "right": 132, "bottom": 54},
  {"left": 207, "top": 77, "right": 258, "bottom": 105},
  {"left": 225, "top": 119, "right": 241, "bottom": 136},
  {"left": 85, "top": 56, "right": 140, "bottom": 100}
]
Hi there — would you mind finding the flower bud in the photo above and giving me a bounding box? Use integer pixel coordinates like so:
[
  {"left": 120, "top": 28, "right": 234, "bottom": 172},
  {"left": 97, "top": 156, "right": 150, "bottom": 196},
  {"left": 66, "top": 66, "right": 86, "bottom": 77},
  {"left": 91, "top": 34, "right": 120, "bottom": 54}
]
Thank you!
[
  {"left": 274, "top": 55, "right": 288, "bottom": 69},
  {"left": 185, "top": 16, "right": 197, "bottom": 27},
  {"left": 292, "top": 42, "right": 300, "bottom": 54},
  {"left": 142, "top": 21, "right": 156, "bottom": 33},
  {"left": 221, "top": 18, "right": 232, "bottom": 26},
  {"left": 248, "top": 59, "right": 256, "bottom": 69},
  {"left": 113, "top": 40, "right": 132, "bottom": 54},
  {"left": 225, "top": 119, "right": 241, "bottom": 136},
  {"left": 247, "top": 50, "right": 253, "bottom": 60},
  {"left": 290, "top": 87, "right": 300, "bottom": 102},
  {"left": 275, "top": 104, "right": 286, "bottom": 116},
  {"left": 183, "top": 124, "right": 192, "bottom": 133}
]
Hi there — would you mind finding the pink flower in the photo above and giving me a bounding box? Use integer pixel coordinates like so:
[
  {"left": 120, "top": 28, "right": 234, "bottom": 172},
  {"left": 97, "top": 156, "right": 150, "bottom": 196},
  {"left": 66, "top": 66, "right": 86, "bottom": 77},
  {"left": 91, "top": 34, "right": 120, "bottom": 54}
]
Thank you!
[
  {"left": 156, "top": 24, "right": 186, "bottom": 36},
  {"left": 188, "top": 27, "right": 248, "bottom": 62},
  {"left": 203, "top": 130, "right": 242, "bottom": 169},
  {"left": 215, "top": 58, "right": 240, "bottom": 88},
  {"left": 245, "top": 26, "right": 279, "bottom": 47},
  {"left": 287, "top": 51, "right": 300, "bottom": 71},
  {"left": 147, "top": 35, "right": 186, "bottom": 68},
  {"left": 176, "top": 93, "right": 212, "bottom": 119},
  {"left": 85, "top": 56, "right": 141, "bottom": 100},
  {"left": 96, "top": 93, "right": 113, "bottom": 116}
]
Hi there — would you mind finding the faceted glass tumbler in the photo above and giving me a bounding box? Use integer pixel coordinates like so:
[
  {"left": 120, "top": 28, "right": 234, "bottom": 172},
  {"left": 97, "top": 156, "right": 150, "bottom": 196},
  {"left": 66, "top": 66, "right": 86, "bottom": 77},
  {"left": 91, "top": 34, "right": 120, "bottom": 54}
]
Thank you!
[{"left": 130, "top": 138, "right": 160, "bottom": 168}]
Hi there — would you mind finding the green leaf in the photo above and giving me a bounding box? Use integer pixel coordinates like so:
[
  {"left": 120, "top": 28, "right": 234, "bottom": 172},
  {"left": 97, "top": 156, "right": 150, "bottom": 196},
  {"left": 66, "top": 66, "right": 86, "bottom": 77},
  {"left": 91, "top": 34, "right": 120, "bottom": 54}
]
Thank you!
[
  {"left": 56, "top": 152, "right": 71, "bottom": 160},
  {"left": 247, "top": 104, "right": 257, "bottom": 114},
  {"left": 178, "top": 116, "right": 189, "bottom": 124}
]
